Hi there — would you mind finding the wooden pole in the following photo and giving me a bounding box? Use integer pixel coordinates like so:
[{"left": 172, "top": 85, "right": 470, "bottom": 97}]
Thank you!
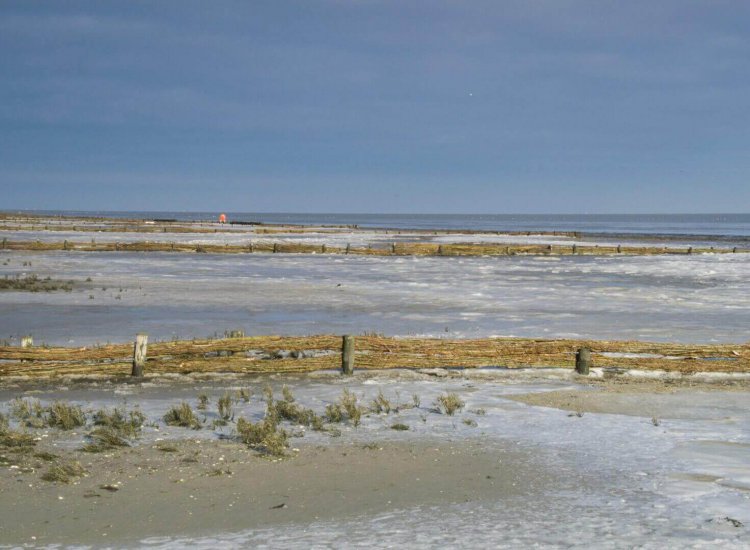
[
  {"left": 132, "top": 333, "right": 148, "bottom": 377},
  {"left": 341, "top": 335, "right": 354, "bottom": 375},
  {"left": 575, "top": 347, "right": 591, "bottom": 375},
  {"left": 345, "top": 243, "right": 351, "bottom": 254},
  {"left": 21, "top": 335, "right": 33, "bottom": 348},
  {"left": 617, "top": 244, "right": 622, "bottom": 253}
]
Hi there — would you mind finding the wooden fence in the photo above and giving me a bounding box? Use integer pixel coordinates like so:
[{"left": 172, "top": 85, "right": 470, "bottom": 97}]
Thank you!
[{"left": 1, "top": 334, "right": 747, "bottom": 378}]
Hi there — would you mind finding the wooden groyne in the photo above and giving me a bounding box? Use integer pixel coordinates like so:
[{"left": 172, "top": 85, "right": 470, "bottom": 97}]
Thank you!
[
  {"left": 1, "top": 334, "right": 747, "bottom": 378},
  {"left": 1, "top": 239, "right": 745, "bottom": 256}
]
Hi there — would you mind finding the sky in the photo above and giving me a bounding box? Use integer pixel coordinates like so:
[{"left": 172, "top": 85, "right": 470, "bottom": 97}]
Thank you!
[{"left": 1, "top": 0, "right": 749, "bottom": 214}]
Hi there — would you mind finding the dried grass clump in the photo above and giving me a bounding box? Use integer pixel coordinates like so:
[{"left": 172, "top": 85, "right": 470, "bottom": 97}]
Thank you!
[
  {"left": 81, "top": 426, "right": 131, "bottom": 453},
  {"left": 371, "top": 390, "right": 392, "bottom": 414},
  {"left": 325, "top": 389, "right": 363, "bottom": 427},
  {"left": 197, "top": 394, "right": 209, "bottom": 410},
  {"left": 236, "top": 417, "right": 288, "bottom": 457},
  {"left": 41, "top": 461, "right": 86, "bottom": 483},
  {"left": 218, "top": 393, "right": 234, "bottom": 421},
  {"left": 164, "top": 403, "right": 202, "bottom": 429},
  {"left": 325, "top": 403, "right": 343, "bottom": 423},
  {"left": 435, "top": 393, "right": 465, "bottom": 416},
  {"left": 272, "top": 387, "right": 324, "bottom": 430},
  {"left": 10, "top": 398, "right": 45, "bottom": 428},
  {"left": 92, "top": 406, "right": 145, "bottom": 438},
  {"left": 0, "top": 424, "right": 36, "bottom": 448},
  {"left": 281, "top": 385, "right": 294, "bottom": 403},
  {"left": 391, "top": 423, "right": 409, "bottom": 431},
  {"left": 340, "top": 389, "right": 363, "bottom": 427},
  {"left": 45, "top": 401, "right": 86, "bottom": 430},
  {"left": 236, "top": 388, "right": 251, "bottom": 403}
]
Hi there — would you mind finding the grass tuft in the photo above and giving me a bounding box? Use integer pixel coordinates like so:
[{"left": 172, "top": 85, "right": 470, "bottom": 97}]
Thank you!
[
  {"left": 236, "top": 388, "right": 251, "bottom": 403},
  {"left": 92, "top": 406, "right": 145, "bottom": 437},
  {"left": 45, "top": 401, "right": 86, "bottom": 430},
  {"left": 196, "top": 394, "right": 209, "bottom": 410},
  {"left": 217, "top": 393, "right": 234, "bottom": 421},
  {"left": 435, "top": 393, "right": 465, "bottom": 416},
  {"left": 371, "top": 390, "right": 392, "bottom": 414},
  {"left": 236, "top": 416, "right": 288, "bottom": 457},
  {"left": 164, "top": 403, "right": 202, "bottom": 429},
  {"left": 390, "top": 423, "right": 409, "bottom": 431},
  {"left": 10, "top": 398, "right": 45, "bottom": 428},
  {"left": 81, "top": 427, "right": 130, "bottom": 453},
  {"left": 41, "top": 461, "right": 86, "bottom": 483}
]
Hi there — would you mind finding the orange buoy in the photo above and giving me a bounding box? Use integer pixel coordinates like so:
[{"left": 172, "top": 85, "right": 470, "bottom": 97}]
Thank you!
[{"left": 219, "top": 213, "right": 227, "bottom": 224}]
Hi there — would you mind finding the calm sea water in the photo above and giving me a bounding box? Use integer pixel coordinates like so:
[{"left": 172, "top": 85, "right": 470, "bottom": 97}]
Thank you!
[{"left": 13, "top": 211, "right": 750, "bottom": 238}]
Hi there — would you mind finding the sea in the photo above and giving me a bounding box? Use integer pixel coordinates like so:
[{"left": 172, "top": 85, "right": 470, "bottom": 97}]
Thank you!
[{"left": 12, "top": 211, "right": 750, "bottom": 239}]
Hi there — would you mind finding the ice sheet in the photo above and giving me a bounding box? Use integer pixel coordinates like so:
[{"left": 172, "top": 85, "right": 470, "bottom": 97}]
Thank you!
[{"left": 1, "top": 251, "right": 748, "bottom": 345}]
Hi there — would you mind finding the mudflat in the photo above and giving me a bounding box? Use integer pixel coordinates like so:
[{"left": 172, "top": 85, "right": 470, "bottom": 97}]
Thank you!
[
  {"left": 508, "top": 378, "right": 750, "bottom": 419},
  {"left": 0, "top": 437, "right": 541, "bottom": 547}
]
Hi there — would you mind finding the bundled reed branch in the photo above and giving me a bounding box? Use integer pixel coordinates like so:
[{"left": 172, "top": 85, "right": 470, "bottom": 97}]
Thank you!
[
  {"left": 2, "top": 239, "right": 744, "bottom": 256},
  {"left": 0, "top": 334, "right": 747, "bottom": 378}
]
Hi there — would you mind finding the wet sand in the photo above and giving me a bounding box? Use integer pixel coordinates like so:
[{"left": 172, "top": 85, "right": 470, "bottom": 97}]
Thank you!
[
  {"left": 508, "top": 378, "right": 750, "bottom": 419},
  {"left": 0, "top": 437, "right": 541, "bottom": 547}
]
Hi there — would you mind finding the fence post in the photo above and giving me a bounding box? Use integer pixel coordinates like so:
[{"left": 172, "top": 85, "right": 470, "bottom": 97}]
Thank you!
[
  {"left": 132, "top": 333, "right": 148, "bottom": 377},
  {"left": 575, "top": 348, "right": 591, "bottom": 375},
  {"left": 342, "top": 335, "right": 354, "bottom": 375},
  {"left": 345, "top": 243, "right": 351, "bottom": 254},
  {"left": 21, "top": 335, "right": 33, "bottom": 348},
  {"left": 617, "top": 244, "right": 622, "bottom": 253}
]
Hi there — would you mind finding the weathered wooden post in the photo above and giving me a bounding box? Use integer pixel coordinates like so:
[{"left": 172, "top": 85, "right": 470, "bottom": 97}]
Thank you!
[
  {"left": 341, "top": 335, "right": 354, "bottom": 375},
  {"left": 687, "top": 246, "right": 693, "bottom": 255},
  {"left": 733, "top": 247, "right": 738, "bottom": 253},
  {"left": 391, "top": 243, "right": 397, "bottom": 254},
  {"left": 1, "top": 238, "right": 6, "bottom": 249},
  {"left": 21, "top": 335, "right": 33, "bottom": 348},
  {"left": 321, "top": 244, "right": 327, "bottom": 253},
  {"left": 248, "top": 243, "right": 254, "bottom": 253},
  {"left": 63, "top": 240, "right": 69, "bottom": 250},
  {"left": 617, "top": 244, "right": 622, "bottom": 253},
  {"left": 273, "top": 243, "right": 279, "bottom": 253},
  {"left": 437, "top": 245, "right": 444, "bottom": 256},
  {"left": 572, "top": 244, "right": 577, "bottom": 254},
  {"left": 132, "top": 333, "right": 148, "bottom": 377},
  {"left": 575, "top": 347, "right": 591, "bottom": 375},
  {"left": 345, "top": 243, "right": 351, "bottom": 254}
]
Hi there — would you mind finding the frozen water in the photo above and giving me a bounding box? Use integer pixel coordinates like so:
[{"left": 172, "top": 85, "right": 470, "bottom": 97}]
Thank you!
[{"left": 1, "top": 251, "right": 748, "bottom": 345}]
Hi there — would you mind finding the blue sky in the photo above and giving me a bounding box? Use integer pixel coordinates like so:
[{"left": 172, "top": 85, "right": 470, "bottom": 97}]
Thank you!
[{"left": 1, "top": 1, "right": 749, "bottom": 213}]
